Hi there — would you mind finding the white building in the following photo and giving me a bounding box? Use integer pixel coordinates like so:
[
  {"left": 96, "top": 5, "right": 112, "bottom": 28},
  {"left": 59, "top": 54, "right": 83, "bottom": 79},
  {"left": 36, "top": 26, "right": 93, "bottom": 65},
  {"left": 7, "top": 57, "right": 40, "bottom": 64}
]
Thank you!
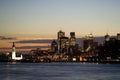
[{"left": 12, "top": 42, "right": 23, "bottom": 61}]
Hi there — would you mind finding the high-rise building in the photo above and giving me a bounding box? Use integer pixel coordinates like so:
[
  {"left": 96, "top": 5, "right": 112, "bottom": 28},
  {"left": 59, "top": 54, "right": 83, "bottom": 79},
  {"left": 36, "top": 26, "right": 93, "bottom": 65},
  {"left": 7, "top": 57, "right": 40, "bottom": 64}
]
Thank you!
[
  {"left": 105, "top": 33, "right": 110, "bottom": 42},
  {"left": 51, "top": 40, "right": 58, "bottom": 53},
  {"left": 69, "top": 32, "right": 76, "bottom": 46},
  {"left": 57, "top": 30, "right": 65, "bottom": 53},
  {"left": 83, "top": 34, "right": 94, "bottom": 52},
  {"left": 57, "top": 30, "right": 65, "bottom": 39},
  {"left": 60, "top": 37, "right": 69, "bottom": 53},
  {"left": 70, "top": 32, "right": 75, "bottom": 37},
  {"left": 117, "top": 33, "right": 120, "bottom": 40}
]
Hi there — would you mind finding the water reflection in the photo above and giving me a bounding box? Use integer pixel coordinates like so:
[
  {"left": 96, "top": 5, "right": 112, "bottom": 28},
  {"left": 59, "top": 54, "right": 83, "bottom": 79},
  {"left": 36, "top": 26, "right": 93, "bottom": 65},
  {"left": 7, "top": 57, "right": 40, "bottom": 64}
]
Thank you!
[{"left": 0, "top": 63, "right": 120, "bottom": 80}]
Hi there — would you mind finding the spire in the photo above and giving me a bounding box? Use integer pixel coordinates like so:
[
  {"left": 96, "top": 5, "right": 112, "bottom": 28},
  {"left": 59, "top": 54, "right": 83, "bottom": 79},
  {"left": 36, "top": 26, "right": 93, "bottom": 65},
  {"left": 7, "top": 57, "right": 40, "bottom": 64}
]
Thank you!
[
  {"left": 12, "top": 42, "right": 15, "bottom": 47},
  {"left": 12, "top": 42, "right": 16, "bottom": 52}
]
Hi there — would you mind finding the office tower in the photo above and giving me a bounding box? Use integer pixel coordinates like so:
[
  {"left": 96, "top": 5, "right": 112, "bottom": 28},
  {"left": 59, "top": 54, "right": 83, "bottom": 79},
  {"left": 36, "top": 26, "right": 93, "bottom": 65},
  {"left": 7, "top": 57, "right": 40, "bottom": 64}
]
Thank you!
[
  {"left": 69, "top": 32, "right": 76, "bottom": 46},
  {"left": 51, "top": 40, "right": 58, "bottom": 53},
  {"left": 69, "top": 32, "right": 77, "bottom": 54},
  {"left": 70, "top": 32, "right": 75, "bottom": 37},
  {"left": 83, "top": 34, "right": 94, "bottom": 52},
  {"left": 60, "top": 37, "right": 69, "bottom": 53},
  {"left": 57, "top": 30, "right": 65, "bottom": 39},
  {"left": 57, "top": 30, "right": 69, "bottom": 53},
  {"left": 57, "top": 30, "right": 65, "bottom": 53},
  {"left": 117, "top": 33, "right": 120, "bottom": 40},
  {"left": 105, "top": 33, "right": 110, "bottom": 42}
]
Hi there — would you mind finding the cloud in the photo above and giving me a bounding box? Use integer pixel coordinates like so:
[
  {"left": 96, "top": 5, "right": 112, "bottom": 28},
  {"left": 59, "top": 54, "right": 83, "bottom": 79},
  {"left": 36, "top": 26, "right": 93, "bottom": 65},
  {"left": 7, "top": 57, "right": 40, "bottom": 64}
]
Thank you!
[
  {"left": 15, "top": 36, "right": 106, "bottom": 45},
  {"left": 15, "top": 39, "right": 54, "bottom": 43},
  {"left": 17, "top": 46, "right": 49, "bottom": 49},
  {"left": 0, "top": 36, "right": 16, "bottom": 40},
  {"left": 0, "top": 46, "right": 48, "bottom": 49}
]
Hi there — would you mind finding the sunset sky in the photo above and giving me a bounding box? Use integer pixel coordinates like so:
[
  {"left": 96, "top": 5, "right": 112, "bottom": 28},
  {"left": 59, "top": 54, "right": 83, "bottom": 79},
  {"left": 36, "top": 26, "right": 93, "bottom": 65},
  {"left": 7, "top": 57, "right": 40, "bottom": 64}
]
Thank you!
[{"left": 0, "top": 0, "right": 120, "bottom": 49}]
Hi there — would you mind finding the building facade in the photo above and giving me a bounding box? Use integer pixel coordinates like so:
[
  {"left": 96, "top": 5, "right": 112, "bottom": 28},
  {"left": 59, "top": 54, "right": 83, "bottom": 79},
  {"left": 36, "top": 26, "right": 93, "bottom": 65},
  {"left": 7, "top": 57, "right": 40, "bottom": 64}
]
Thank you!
[{"left": 11, "top": 42, "right": 23, "bottom": 61}]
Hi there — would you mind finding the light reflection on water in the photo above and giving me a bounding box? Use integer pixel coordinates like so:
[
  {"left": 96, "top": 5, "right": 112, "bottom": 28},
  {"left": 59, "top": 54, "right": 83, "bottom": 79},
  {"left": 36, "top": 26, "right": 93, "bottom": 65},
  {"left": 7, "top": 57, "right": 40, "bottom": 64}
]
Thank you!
[{"left": 0, "top": 62, "right": 120, "bottom": 80}]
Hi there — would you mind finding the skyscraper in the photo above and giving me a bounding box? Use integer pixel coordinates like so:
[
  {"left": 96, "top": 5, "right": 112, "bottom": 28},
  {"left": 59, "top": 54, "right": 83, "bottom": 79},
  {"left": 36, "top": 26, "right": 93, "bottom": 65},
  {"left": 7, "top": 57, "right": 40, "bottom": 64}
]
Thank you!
[
  {"left": 117, "top": 33, "right": 120, "bottom": 40},
  {"left": 57, "top": 30, "right": 65, "bottom": 53},
  {"left": 69, "top": 32, "right": 76, "bottom": 46},
  {"left": 57, "top": 30, "right": 69, "bottom": 53},
  {"left": 105, "top": 33, "right": 110, "bottom": 42},
  {"left": 83, "top": 34, "right": 94, "bottom": 52},
  {"left": 51, "top": 40, "right": 58, "bottom": 53},
  {"left": 70, "top": 32, "right": 75, "bottom": 37},
  {"left": 57, "top": 30, "right": 65, "bottom": 39}
]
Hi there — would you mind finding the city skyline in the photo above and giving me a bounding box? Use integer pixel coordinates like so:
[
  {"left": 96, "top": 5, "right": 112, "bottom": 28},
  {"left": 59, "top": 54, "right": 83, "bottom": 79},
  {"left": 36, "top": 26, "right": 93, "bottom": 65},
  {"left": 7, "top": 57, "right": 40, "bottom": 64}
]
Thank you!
[{"left": 0, "top": 0, "right": 120, "bottom": 48}]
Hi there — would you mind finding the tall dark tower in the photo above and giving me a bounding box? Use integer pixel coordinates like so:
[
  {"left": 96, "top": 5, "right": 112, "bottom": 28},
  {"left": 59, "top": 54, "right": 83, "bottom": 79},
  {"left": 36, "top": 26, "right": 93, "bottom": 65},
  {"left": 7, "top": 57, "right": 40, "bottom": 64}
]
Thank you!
[
  {"left": 70, "top": 32, "right": 75, "bottom": 38},
  {"left": 69, "top": 32, "right": 77, "bottom": 54},
  {"left": 117, "top": 33, "right": 120, "bottom": 40},
  {"left": 83, "top": 34, "right": 94, "bottom": 52},
  {"left": 51, "top": 40, "right": 58, "bottom": 53},
  {"left": 13, "top": 42, "right": 15, "bottom": 47},
  {"left": 70, "top": 32, "right": 76, "bottom": 46}
]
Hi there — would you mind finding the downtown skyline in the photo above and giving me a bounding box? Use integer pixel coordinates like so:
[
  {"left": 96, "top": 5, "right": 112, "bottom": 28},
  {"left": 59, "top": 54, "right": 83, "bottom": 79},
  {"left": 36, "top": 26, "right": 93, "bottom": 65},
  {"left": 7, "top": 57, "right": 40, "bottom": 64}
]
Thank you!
[{"left": 0, "top": 0, "right": 120, "bottom": 48}]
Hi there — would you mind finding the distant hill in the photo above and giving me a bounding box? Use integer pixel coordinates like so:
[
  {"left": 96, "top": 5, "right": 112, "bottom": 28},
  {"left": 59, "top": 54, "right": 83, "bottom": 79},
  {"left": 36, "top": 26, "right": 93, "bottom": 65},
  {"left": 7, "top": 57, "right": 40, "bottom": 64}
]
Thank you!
[
  {"left": 12, "top": 36, "right": 116, "bottom": 49},
  {"left": 76, "top": 36, "right": 116, "bottom": 46}
]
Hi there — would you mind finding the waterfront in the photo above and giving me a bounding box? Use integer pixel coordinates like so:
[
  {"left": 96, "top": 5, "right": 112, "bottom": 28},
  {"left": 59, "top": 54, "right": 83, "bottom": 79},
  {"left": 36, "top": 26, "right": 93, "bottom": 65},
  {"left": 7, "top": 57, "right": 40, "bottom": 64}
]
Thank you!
[{"left": 0, "top": 63, "right": 120, "bottom": 80}]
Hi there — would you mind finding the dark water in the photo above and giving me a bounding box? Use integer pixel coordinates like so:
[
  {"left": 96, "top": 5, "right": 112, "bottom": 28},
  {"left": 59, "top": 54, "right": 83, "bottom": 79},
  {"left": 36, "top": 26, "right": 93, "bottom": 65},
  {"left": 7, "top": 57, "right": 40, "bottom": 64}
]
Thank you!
[{"left": 0, "top": 62, "right": 120, "bottom": 80}]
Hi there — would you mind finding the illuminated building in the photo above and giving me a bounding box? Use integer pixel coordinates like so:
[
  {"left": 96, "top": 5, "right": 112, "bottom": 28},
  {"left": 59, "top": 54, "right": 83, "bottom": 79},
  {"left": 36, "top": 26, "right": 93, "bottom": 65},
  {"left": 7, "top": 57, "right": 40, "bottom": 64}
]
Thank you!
[
  {"left": 57, "top": 30, "right": 68, "bottom": 53},
  {"left": 82, "top": 34, "right": 99, "bottom": 62},
  {"left": 11, "top": 42, "right": 23, "bottom": 61},
  {"left": 69, "top": 32, "right": 78, "bottom": 54},
  {"left": 60, "top": 37, "right": 69, "bottom": 53},
  {"left": 83, "top": 33, "right": 94, "bottom": 52}
]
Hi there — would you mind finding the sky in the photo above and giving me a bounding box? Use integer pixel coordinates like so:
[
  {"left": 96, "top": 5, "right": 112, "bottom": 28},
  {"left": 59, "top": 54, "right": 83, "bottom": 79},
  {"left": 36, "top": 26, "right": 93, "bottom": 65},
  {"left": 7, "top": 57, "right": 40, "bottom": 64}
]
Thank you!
[{"left": 0, "top": 0, "right": 120, "bottom": 49}]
